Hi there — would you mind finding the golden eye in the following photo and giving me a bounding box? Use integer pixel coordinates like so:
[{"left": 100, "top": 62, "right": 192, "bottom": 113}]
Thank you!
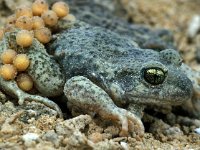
[{"left": 143, "top": 67, "right": 167, "bottom": 85}]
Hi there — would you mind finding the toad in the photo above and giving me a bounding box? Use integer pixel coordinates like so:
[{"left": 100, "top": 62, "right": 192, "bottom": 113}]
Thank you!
[
  {"left": 0, "top": 23, "right": 194, "bottom": 136},
  {"left": 49, "top": 23, "right": 193, "bottom": 136}
]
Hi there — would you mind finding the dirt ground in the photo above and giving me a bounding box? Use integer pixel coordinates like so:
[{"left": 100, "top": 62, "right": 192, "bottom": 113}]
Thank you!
[
  {"left": 0, "top": 101, "right": 200, "bottom": 150},
  {"left": 0, "top": 0, "right": 200, "bottom": 149}
]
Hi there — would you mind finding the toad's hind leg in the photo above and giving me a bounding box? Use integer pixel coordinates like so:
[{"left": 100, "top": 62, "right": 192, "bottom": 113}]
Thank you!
[
  {"left": 64, "top": 76, "right": 144, "bottom": 137},
  {"left": 0, "top": 78, "right": 62, "bottom": 118}
]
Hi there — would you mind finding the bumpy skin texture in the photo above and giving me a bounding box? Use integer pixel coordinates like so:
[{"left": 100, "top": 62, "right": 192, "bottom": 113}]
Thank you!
[
  {"left": 26, "top": 40, "right": 65, "bottom": 97},
  {"left": 51, "top": 24, "right": 192, "bottom": 104},
  {"left": 60, "top": 0, "right": 200, "bottom": 120},
  {"left": 49, "top": 23, "right": 193, "bottom": 136},
  {"left": 0, "top": 23, "right": 195, "bottom": 136},
  {"left": 0, "top": 0, "right": 197, "bottom": 136},
  {"left": 0, "top": 30, "right": 65, "bottom": 117}
]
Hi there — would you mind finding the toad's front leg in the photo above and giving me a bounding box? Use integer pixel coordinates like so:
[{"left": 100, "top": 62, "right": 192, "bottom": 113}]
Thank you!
[
  {"left": 64, "top": 76, "right": 144, "bottom": 137},
  {"left": 0, "top": 77, "right": 62, "bottom": 117}
]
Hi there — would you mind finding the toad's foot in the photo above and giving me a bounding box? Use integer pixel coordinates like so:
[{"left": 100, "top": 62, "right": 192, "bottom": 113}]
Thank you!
[
  {"left": 181, "top": 64, "right": 200, "bottom": 118},
  {"left": 64, "top": 76, "right": 144, "bottom": 137},
  {"left": 113, "top": 108, "right": 144, "bottom": 137},
  {"left": 0, "top": 78, "right": 62, "bottom": 118}
]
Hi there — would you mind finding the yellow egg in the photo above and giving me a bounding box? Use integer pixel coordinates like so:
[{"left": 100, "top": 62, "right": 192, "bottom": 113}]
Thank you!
[
  {"left": 1, "top": 49, "right": 17, "bottom": 64},
  {"left": 32, "top": 0, "right": 49, "bottom": 16},
  {"left": 17, "top": 73, "right": 33, "bottom": 91},
  {"left": 32, "top": 16, "right": 45, "bottom": 30},
  {"left": 16, "top": 30, "right": 33, "bottom": 47},
  {"left": 52, "top": 1, "right": 69, "bottom": 18},
  {"left": 34, "top": 27, "right": 51, "bottom": 44},
  {"left": 7, "top": 14, "right": 16, "bottom": 25},
  {"left": 4, "top": 24, "right": 15, "bottom": 33},
  {"left": 0, "top": 64, "right": 17, "bottom": 80},
  {"left": 13, "top": 54, "right": 30, "bottom": 71},
  {"left": 41, "top": 10, "right": 58, "bottom": 27},
  {"left": 15, "top": 6, "right": 33, "bottom": 18},
  {"left": 64, "top": 14, "right": 76, "bottom": 22},
  {"left": 15, "top": 16, "right": 33, "bottom": 30}
]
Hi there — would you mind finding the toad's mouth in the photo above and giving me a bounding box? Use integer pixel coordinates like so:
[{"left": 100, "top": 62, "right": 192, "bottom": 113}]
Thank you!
[
  {"left": 124, "top": 80, "right": 193, "bottom": 106},
  {"left": 124, "top": 92, "right": 191, "bottom": 106}
]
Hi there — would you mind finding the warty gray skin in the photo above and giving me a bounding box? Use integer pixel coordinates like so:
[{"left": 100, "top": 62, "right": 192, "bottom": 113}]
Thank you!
[
  {"left": 0, "top": 30, "right": 64, "bottom": 117},
  {"left": 59, "top": 0, "right": 200, "bottom": 121},
  {"left": 0, "top": 23, "right": 194, "bottom": 136},
  {"left": 49, "top": 23, "right": 193, "bottom": 136}
]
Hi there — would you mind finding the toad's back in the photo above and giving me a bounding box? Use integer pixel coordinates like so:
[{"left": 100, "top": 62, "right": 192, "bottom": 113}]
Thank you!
[
  {"left": 50, "top": 25, "right": 160, "bottom": 81},
  {"left": 49, "top": 24, "right": 192, "bottom": 106}
]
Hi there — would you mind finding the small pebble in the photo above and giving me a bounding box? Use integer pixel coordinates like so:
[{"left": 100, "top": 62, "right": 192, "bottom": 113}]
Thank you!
[
  {"left": 187, "top": 15, "right": 200, "bottom": 39},
  {"left": 120, "top": 142, "right": 129, "bottom": 150},
  {"left": 22, "top": 133, "right": 39, "bottom": 147},
  {"left": 194, "top": 128, "right": 200, "bottom": 134},
  {"left": 88, "top": 132, "right": 103, "bottom": 143}
]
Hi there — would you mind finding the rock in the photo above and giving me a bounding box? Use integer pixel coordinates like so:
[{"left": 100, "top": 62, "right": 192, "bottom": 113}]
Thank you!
[
  {"left": 22, "top": 133, "right": 40, "bottom": 147},
  {"left": 42, "top": 130, "right": 60, "bottom": 147},
  {"left": 194, "top": 128, "right": 200, "bottom": 134},
  {"left": 56, "top": 115, "right": 92, "bottom": 136},
  {"left": 187, "top": 15, "right": 200, "bottom": 39}
]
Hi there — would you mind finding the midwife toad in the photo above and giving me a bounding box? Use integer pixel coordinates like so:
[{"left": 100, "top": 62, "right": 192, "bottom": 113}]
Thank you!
[
  {"left": 49, "top": 22, "right": 193, "bottom": 136},
  {"left": 0, "top": 30, "right": 64, "bottom": 117},
  {"left": 0, "top": 22, "right": 194, "bottom": 136}
]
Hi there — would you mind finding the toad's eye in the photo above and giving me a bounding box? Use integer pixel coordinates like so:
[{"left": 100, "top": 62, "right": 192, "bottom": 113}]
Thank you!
[{"left": 143, "top": 67, "right": 167, "bottom": 85}]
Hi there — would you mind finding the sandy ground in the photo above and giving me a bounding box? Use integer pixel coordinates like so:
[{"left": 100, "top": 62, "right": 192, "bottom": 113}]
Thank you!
[
  {"left": 0, "top": 0, "right": 200, "bottom": 149},
  {"left": 0, "top": 100, "right": 200, "bottom": 150}
]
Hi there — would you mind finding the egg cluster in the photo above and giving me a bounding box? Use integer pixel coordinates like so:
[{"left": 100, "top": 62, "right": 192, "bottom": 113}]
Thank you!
[
  {"left": 0, "top": 49, "right": 32, "bottom": 91},
  {"left": 0, "top": 0, "right": 73, "bottom": 92},
  {"left": 3, "top": 0, "right": 71, "bottom": 45}
]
